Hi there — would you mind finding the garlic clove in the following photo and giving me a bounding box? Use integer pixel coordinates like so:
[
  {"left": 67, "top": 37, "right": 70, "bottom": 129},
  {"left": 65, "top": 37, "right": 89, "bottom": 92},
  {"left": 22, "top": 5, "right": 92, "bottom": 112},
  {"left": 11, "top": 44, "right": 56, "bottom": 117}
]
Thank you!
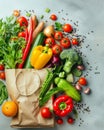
[
  {"left": 75, "top": 83, "right": 82, "bottom": 91},
  {"left": 84, "top": 87, "right": 91, "bottom": 94}
]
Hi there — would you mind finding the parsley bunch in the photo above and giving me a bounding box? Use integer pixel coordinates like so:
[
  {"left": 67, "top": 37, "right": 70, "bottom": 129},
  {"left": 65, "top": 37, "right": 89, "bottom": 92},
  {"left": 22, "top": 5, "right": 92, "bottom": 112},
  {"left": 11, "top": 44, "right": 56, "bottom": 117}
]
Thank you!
[{"left": 0, "top": 15, "right": 26, "bottom": 68}]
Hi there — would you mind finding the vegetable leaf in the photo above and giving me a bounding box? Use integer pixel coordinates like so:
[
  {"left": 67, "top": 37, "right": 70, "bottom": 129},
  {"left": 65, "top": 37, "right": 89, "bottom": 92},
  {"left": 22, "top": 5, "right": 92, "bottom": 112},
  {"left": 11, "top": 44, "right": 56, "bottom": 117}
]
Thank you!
[
  {"left": 0, "top": 81, "right": 8, "bottom": 105},
  {"left": 55, "top": 22, "right": 63, "bottom": 31},
  {"left": 0, "top": 15, "right": 26, "bottom": 68}
]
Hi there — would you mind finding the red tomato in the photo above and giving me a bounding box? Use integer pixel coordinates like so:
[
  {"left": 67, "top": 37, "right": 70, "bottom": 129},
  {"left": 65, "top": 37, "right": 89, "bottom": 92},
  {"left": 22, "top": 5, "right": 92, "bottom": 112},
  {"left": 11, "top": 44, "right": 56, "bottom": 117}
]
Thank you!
[
  {"left": 56, "top": 118, "right": 63, "bottom": 125},
  {"left": 54, "top": 31, "right": 63, "bottom": 41},
  {"left": 50, "top": 14, "right": 57, "bottom": 21},
  {"left": 67, "top": 117, "right": 74, "bottom": 124},
  {"left": 60, "top": 37, "right": 71, "bottom": 48},
  {"left": 72, "top": 38, "right": 79, "bottom": 45},
  {"left": 52, "top": 44, "right": 62, "bottom": 55},
  {"left": 78, "top": 77, "right": 87, "bottom": 85},
  {"left": 18, "top": 31, "right": 26, "bottom": 38},
  {"left": 41, "top": 107, "right": 52, "bottom": 118},
  {"left": 45, "top": 37, "right": 55, "bottom": 47},
  {"left": 0, "top": 64, "right": 4, "bottom": 71},
  {"left": 17, "top": 16, "right": 28, "bottom": 27},
  {"left": 63, "top": 24, "right": 73, "bottom": 33},
  {"left": 0, "top": 72, "right": 5, "bottom": 80}
]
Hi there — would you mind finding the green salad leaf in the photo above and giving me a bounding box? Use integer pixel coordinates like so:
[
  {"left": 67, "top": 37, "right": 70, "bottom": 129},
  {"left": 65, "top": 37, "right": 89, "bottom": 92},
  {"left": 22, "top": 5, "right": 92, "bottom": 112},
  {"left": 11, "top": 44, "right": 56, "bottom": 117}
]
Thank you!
[
  {"left": 0, "top": 80, "right": 8, "bottom": 105},
  {"left": 0, "top": 15, "right": 26, "bottom": 68}
]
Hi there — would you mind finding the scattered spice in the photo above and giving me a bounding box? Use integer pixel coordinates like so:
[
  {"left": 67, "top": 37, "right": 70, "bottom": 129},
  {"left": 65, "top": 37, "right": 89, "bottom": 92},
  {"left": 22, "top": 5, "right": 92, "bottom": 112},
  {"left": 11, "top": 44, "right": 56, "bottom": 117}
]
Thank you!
[
  {"left": 74, "top": 102, "right": 91, "bottom": 114},
  {"left": 78, "top": 118, "right": 84, "bottom": 126},
  {"left": 94, "top": 72, "right": 100, "bottom": 74}
]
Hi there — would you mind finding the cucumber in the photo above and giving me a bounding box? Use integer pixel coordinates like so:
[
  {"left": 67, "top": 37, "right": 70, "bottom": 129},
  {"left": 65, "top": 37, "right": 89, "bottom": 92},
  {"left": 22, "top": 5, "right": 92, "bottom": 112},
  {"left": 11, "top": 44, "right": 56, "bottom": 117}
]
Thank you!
[
  {"left": 24, "top": 32, "right": 45, "bottom": 68},
  {"left": 55, "top": 77, "right": 81, "bottom": 102}
]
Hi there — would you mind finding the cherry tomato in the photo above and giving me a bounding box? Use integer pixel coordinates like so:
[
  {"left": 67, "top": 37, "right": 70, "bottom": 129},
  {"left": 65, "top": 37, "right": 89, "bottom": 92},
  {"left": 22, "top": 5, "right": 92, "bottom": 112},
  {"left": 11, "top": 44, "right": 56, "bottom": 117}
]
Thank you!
[
  {"left": 72, "top": 38, "right": 79, "bottom": 45},
  {"left": 0, "top": 64, "right": 4, "bottom": 71},
  {"left": 13, "top": 10, "right": 20, "bottom": 17},
  {"left": 41, "top": 107, "right": 52, "bottom": 118},
  {"left": 54, "top": 31, "right": 63, "bottom": 41},
  {"left": 52, "top": 44, "right": 62, "bottom": 55},
  {"left": 63, "top": 24, "right": 73, "bottom": 33},
  {"left": 60, "top": 37, "right": 71, "bottom": 48},
  {"left": 18, "top": 31, "right": 26, "bottom": 38},
  {"left": 56, "top": 118, "right": 63, "bottom": 125},
  {"left": 50, "top": 14, "right": 57, "bottom": 21},
  {"left": 0, "top": 72, "right": 5, "bottom": 80},
  {"left": 45, "top": 37, "right": 55, "bottom": 47},
  {"left": 67, "top": 117, "right": 74, "bottom": 124},
  {"left": 17, "top": 16, "right": 28, "bottom": 27},
  {"left": 78, "top": 77, "right": 87, "bottom": 85}
]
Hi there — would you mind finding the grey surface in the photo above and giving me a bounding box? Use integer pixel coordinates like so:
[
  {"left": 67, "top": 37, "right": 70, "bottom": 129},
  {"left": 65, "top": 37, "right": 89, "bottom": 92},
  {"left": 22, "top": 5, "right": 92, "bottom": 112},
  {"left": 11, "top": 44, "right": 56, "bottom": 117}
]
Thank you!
[{"left": 0, "top": 0, "right": 104, "bottom": 130}]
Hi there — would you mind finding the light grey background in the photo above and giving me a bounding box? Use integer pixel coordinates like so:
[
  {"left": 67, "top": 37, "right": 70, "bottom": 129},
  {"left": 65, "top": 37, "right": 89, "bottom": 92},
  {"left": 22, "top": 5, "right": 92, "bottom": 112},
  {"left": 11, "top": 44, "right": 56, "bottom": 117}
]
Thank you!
[{"left": 0, "top": 0, "right": 104, "bottom": 130}]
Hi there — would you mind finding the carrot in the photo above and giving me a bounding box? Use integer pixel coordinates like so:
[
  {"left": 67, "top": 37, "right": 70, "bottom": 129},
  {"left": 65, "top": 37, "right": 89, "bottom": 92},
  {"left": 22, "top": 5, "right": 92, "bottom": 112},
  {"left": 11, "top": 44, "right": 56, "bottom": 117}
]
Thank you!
[
  {"left": 32, "top": 15, "right": 37, "bottom": 31},
  {"left": 32, "top": 21, "right": 45, "bottom": 40},
  {"left": 28, "top": 15, "right": 37, "bottom": 33}
]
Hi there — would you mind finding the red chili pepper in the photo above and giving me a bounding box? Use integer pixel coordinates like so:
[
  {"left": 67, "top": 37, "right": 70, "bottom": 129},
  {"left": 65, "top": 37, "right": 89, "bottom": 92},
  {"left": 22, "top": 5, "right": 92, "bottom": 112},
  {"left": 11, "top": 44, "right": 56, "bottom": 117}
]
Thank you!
[
  {"left": 53, "top": 95, "right": 73, "bottom": 117},
  {"left": 18, "top": 17, "right": 33, "bottom": 68}
]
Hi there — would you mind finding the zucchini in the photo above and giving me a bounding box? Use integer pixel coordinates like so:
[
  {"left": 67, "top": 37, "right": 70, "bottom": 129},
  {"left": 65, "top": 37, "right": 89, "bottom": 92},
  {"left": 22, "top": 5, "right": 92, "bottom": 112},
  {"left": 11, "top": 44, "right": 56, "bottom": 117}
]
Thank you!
[
  {"left": 54, "top": 77, "right": 81, "bottom": 102},
  {"left": 24, "top": 32, "right": 45, "bottom": 68}
]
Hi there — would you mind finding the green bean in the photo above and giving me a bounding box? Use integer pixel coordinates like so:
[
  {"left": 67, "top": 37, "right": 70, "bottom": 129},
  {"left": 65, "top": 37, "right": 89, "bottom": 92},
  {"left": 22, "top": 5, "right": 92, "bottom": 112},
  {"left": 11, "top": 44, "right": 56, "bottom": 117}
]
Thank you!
[{"left": 39, "top": 70, "right": 54, "bottom": 100}]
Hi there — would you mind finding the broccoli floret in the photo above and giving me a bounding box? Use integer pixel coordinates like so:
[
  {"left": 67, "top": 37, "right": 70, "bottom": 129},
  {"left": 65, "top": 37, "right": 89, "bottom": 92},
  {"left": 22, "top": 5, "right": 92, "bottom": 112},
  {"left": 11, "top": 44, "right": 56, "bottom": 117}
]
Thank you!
[{"left": 60, "top": 49, "right": 81, "bottom": 73}]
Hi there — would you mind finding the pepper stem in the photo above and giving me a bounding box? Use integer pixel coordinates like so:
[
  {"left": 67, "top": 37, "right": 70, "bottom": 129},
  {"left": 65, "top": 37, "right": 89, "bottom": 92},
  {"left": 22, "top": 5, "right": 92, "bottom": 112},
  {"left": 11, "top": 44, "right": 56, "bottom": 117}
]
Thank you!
[
  {"left": 42, "top": 46, "right": 49, "bottom": 53},
  {"left": 59, "top": 102, "right": 67, "bottom": 110}
]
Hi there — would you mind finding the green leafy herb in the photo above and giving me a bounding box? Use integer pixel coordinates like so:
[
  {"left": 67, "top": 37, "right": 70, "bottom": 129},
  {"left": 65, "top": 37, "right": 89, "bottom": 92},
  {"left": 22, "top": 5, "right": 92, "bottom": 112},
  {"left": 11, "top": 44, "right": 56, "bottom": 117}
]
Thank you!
[
  {"left": 45, "top": 8, "right": 51, "bottom": 13},
  {"left": 0, "top": 37, "right": 26, "bottom": 68},
  {"left": 26, "top": 12, "right": 31, "bottom": 17},
  {"left": 0, "top": 15, "right": 22, "bottom": 43},
  {"left": 40, "top": 15, "right": 44, "bottom": 19},
  {"left": 72, "top": 68, "right": 82, "bottom": 77},
  {"left": 0, "top": 15, "right": 26, "bottom": 68},
  {"left": 55, "top": 22, "right": 63, "bottom": 31},
  {"left": 0, "top": 81, "right": 8, "bottom": 105}
]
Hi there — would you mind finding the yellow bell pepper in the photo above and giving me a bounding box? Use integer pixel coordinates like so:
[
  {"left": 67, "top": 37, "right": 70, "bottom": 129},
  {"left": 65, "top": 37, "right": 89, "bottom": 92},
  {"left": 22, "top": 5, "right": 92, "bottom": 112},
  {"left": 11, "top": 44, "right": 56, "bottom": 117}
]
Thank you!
[{"left": 30, "top": 45, "right": 53, "bottom": 69}]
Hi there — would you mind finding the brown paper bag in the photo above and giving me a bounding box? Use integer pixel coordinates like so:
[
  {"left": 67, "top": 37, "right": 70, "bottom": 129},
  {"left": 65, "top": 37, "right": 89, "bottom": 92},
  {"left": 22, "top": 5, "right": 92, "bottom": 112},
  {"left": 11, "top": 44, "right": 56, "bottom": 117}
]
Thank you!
[{"left": 5, "top": 69, "right": 55, "bottom": 128}]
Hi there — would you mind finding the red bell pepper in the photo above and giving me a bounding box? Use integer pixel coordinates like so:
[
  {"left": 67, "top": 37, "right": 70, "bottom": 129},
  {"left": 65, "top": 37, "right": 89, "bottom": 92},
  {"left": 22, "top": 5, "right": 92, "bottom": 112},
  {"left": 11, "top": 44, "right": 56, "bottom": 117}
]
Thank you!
[{"left": 53, "top": 95, "right": 73, "bottom": 117}]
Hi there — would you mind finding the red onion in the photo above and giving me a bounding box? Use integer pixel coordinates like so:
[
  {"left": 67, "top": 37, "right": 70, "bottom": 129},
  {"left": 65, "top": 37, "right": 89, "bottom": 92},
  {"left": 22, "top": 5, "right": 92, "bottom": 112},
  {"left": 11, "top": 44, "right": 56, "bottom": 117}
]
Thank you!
[{"left": 52, "top": 55, "right": 61, "bottom": 65}]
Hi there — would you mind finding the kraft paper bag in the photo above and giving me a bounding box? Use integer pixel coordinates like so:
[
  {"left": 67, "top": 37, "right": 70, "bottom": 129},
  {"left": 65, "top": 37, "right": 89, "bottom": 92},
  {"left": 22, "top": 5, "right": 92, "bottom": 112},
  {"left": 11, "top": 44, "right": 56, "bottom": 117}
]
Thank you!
[{"left": 5, "top": 69, "right": 55, "bottom": 128}]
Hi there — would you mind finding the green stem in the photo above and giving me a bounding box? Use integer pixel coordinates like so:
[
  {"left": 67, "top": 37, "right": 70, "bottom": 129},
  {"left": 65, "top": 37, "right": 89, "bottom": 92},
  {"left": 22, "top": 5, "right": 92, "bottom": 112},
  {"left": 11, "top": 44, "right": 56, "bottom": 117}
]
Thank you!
[{"left": 59, "top": 102, "right": 67, "bottom": 110}]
